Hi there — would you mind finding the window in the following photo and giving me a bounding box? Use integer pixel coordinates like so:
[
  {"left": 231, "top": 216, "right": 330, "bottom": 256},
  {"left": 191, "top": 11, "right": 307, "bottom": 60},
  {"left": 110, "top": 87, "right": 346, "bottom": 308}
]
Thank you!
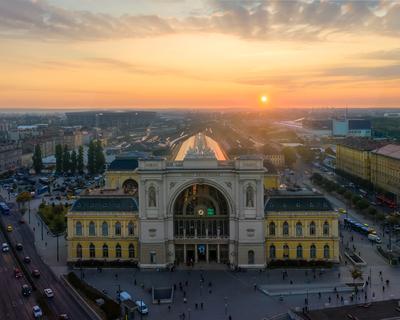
[
  {"left": 128, "top": 222, "right": 135, "bottom": 236},
  {"left": 324, "top": 245, "right": 330, "bottom": 259},
  {"left": 89, "top": 243, "right": 95, "bottom": 258},
  {"left": 150, "top": 251, "right": 156, "bottom": 264},
  {"left": 309, "top": 221, "right": 316, "bottom": 236},
  {"left": 248, "top": 250, "right": 255, "bottom": 264},
  {"left": 76, "top": 243, "right": 82, "bottom": 258},
  {"left": 102, "top": 222, "right": 108, "bottom": 236},
  {"left": 283, "top": 244, "right": 289, "bottom": 258},
  {"left": 269, "top": 222, "right": 276, "bottom": 236},
  {"left": 115, "top": 222, "right": 121, "bottom": 236},
  {"left": 283, "top": 221, "right": 289, "bottom": 236},
  {"left": 129, "top": 244, "right": 135, "bottom": 258},
  {"left": 89, "top": 221, "right": 96, "bottom": 236},
  {"left": 323, "top": 221, "right": 329, "bottom": 236},
  {"left": 269, "top": 245, "right": 276, "bottom": 259},
  {"left": 75, "top": 221, "right": 82, "bottom": 236},
  {"left": 296, "top": 244, "right": 303, "bottom": 258},
  {"left": 102, "top": 244, "right": 108, "bottom": 258},
  {"left": 310, "top": 244, "right": 316, "bottom": 259},
  {"left": 116, "top": 243, "right": 122, "bottom": 258},
  {"left": 296, "top": 222, "right": 303, "bottom": 236}
]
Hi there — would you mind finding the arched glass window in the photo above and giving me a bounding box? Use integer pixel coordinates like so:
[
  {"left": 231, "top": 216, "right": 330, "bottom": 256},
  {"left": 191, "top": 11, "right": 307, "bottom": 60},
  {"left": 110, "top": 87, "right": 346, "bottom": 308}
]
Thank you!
[
  {"left": 148, "top": 186, "right": 157, "bottom": 207},
  {"left": 116, "top": 244, "right": 122, "bottom": 258},
  {"left": 323, "top": 221, "right": 329, "bottom": 236},
  {"left": 89, "top": 243, "right": 95, "bottom": 258},
  {"left": 269, "top": 222, "right": 276, "bottom": 236},
  {"left": 129, "top": 244, "right": 135, "bottom": 258},
  {"left": 248, "top": 250, "right": 255, "bottom": 264},
  {"left": 324, "top": 245, "right": 330, "bottom": 259},
  {"left": 296, "top": 222, "right": 303, "bottom": 236},
  {"left": 102, "top": 222, "right": 108, "bottom": 236},
  {"left": 309, "top": 221, "right": 316, "bottom": 236},
  {"left": 102, "top": 244, "right": 108, "bottom": 258},
  {"left": 310, "top": 244, "right": 316, "bottom": 259},
  {"left": 269, "top": 245, "right": 276, "bottom": 259},
  {"left": 115, "top": 222, "right": 121, "bottom": 236},
  {"left": 283, "top": 244, "right": 289, "bottom": 258},
  {"left": 283, "top": 221, "right": 289, "bottom": 236},
  {"left": 296, "top": 244, "right": 303, "bottom": 258},
  {"left": 76, "top": 243, "right": 82, "bottom": 258},
  {"left": 89, "top": 221, "right": 96, "bottom": 236},
  {"left": 75, "top": 221, "right": 82, "bottom": 236},
  {"left": 128, "top": 222, "right": 135, "bottom": 236}
]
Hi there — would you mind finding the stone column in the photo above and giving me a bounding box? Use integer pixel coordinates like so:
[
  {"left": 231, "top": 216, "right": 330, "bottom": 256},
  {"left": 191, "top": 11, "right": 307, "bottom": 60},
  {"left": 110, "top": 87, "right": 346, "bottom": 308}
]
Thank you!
[
  {"left": 206, "top": 244, "right": 209, "bottom": 263},
  {"left": 195, "top": 244, "right": 198, "bottom": 263},
  {"left": 183, "top": 244, "right": 186, "bottom": 263},
  {"left": 217, "top": 244, "right": 220, "bottom": 263}
]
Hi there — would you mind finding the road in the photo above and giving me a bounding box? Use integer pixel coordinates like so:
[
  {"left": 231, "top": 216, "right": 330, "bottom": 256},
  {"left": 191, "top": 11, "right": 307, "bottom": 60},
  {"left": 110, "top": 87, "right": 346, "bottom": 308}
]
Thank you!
[{"left": 0, "top": 200, "right": 96, "bottom": 320}]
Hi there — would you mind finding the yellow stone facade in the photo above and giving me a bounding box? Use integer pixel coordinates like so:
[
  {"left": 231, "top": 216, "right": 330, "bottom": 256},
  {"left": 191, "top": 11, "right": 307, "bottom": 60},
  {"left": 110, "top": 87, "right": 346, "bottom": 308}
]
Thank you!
[
  {"left": 67, "top": 211, "right": 139, "bottom": 262},
  {"left": 336, "top": 144, "right": 371, "bottom": 181},
  {"left": 371, "top": 151, "right": 400, "bottom": 200},
  {"left": 265, "top": 211, "right": 339, "bottom": 262}
]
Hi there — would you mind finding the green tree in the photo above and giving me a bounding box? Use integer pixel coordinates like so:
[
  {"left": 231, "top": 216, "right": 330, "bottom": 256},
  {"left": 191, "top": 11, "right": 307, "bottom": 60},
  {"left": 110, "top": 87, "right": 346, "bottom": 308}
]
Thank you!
[
  {"left": 296, "top": 146, "right": 315, "bottom": 162},
  {"left": 367, "top": 207, "right": 377, "bottom": 217},
  {"left": 16, "top": 191, "right": 32, "bottom": 216},
  {"left": 350, "top": 267, "right": 363, "bottom": 294},
  {"left": 70, "top": 150, "right": 77, "bottom": 174},
  {"left": 95, "top": 140, "right": 105, "bottom": 173},
  {"left": 55, "top": 144, "right": 63, "bottom": 173},
  {"left": 283, "top": 147, "right": 297, "bottom": 167},
  {"left": 62, "top": 145, "right": 70, "bottom": 173},
  {"left": 344, "top": 190, "right": 353, "bottom": 200},
  {"left": 77, "top": 146, "right": 84, "bottom": 174},
  {"left": 32, "top": 144, "right": 43, "bottom": 173},
  {"left": 87, "top": 140, "right": 95, "bottom": 174},
  {"left": 356, "top": 199, "right": 370, "bottom": 210}
]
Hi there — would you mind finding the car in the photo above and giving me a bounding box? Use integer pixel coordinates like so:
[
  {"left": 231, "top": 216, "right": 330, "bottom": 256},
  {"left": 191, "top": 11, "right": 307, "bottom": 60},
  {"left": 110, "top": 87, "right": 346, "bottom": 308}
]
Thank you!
[
  {"left": 6, "top": 225, "right": 13, "bottom": 232},
  {"left": 338, "top": 208, "right": 347, "bottom": 215},
  {"left": 2, "top": 243, "right": 9, "bottom": 252},
  {"left": 14, "top": 268, "right": 23, "bottom": 279},
  {"left": 58, "top": 315, "right": 69, "bottom": 320},
  {"left": 135, "top": 300, "right": 149, "bottom": 315},
  {"left": 22, "top": 284, "right": 32, "bottom": 296},
  {"left": 32, "top": 305, "right": 43, "bottom": 318},
  {"left": 16, "top": 243, "right": 23, "bottom": 251},
  {"left": 23, "top": 256, "right": 31, "bottom": 263},
  {"left": 18, "top": 218, "right": 25, "bottom": 224},
  {"left": 44, "top": 288, "right": 54, "bottom": 298},
  {"left": 32, "top": 269, "right": 40, "bottom": 278}
]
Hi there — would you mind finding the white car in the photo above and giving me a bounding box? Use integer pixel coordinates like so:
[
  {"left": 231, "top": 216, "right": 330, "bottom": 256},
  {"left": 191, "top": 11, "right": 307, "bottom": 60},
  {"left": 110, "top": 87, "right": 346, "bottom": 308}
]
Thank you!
[
  {"left": 135, "top": 300, "right": 149, "bottom": 314},
  {"left": 2, "top": 243, "right": 9, "bottom": 252},
  {"left": 44, "top": 288, "right": 54, "bottom": 298},
  {"left": 32, "top": 305, "right": 43, "bottom": 318}
]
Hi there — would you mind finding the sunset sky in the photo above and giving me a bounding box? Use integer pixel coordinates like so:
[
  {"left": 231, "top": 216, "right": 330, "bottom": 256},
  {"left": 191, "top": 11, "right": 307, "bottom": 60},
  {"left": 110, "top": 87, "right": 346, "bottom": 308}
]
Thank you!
[{"left": 0, "top": 0, "right": 400, "bottom": 109}]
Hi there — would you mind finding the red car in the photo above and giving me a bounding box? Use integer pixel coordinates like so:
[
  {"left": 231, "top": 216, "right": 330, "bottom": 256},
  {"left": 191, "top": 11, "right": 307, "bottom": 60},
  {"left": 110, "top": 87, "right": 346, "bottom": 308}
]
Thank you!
[{"left": 14, "top": 268, "right": 23, "bottom": 279}]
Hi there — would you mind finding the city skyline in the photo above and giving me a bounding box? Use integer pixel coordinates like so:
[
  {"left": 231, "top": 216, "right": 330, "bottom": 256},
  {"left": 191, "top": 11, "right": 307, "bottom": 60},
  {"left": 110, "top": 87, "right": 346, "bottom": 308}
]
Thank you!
[{"left": 1, "top": 0, "right": 400, "bottom": 109}]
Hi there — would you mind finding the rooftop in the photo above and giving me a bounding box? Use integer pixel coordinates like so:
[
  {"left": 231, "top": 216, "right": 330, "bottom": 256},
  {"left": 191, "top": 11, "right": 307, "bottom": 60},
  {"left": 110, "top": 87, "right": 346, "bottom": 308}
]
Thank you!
[
  {"left": 174, "top": 133, "right": 228, "bottom": 161},
  {"left": 372, "top": 144, "right": 400, "bottom": 160},
  {"left": 337, "top": 138, "right": 386, "bottom": 151},
  {"left": 70, "top": 197, "right": 138, "bottom": 212},
  {"left": 265, "top": 193, "right": 333, "bottom": 212},
  {"left": 348, "top": 119, "right": 371, "bottom": 130},
  {"left": 108, "top": 158, "right": 139, "bottom": 171}
]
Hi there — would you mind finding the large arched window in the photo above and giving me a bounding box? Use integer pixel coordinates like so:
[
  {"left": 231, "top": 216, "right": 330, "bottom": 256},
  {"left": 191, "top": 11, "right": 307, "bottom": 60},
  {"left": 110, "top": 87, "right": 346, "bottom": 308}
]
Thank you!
[
  {"left": 323, "top": 221, "right": 330, "bottom": 236},
  {"left": 128, "top": 222, "right": 135, "bottom": 236},
  {"left": 89, "top": 243, "right": 95, "bottom": 258},
  {"left": 76, "top": 243, "right": 82, "bottom": 258},
  {"left": 296, "top": 244, "right": 303, "bottom": 258},
  {"left": 283, "top": 244, "right": 289, "bottom": 259},
  {"left": 102, "top": 222, "right": 108, "bottom": 236},
  {"left": 310, "top": 244, "right": 316, "bottom": 259},
  {"left": 75, "top": 221, "right": 82, "bottom": 236},
  {"left": 129, "top": 244, "right": 135, "bottom": 258},
  {"left": 115, "top": 222, "right": 121, "bottom": 236},
  {"left": 283, "top": 221, "right": 289, "bottom": 236},
  {"left": 324, "top": 245, "right": 330, "bottom": 259},
  {"left": 116, "top": 244, "right": 122, "bottom": 258},
  {"left": 122, "top": 179, "right": 138, "bottom": 195},
  {"left": 296, "top": 222, "right": 303, "bottom": 236},
  {"left": 248, "top": 250, "right": 255, "bottom": 264},
  {"left": 309, "top": 221, "right": 316, "bottom": 236},
  {"left": 102, "top": 244, "right": 108, "bottom": 258},
  {"left": 269, "top": 245, "right": 276, "bottom": 259},
  {"left": 148, "top": 186, "right": 157, "bottom": 207},
  {"left": 89, "top": 221, "right": 96, "bottom": 236},
  {"left": 269, "top": 222, "right": 276, "bottom": 236}
]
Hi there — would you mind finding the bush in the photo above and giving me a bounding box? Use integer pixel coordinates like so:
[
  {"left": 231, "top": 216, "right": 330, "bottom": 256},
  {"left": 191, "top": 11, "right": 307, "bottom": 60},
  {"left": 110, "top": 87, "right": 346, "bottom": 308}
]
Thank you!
[
  {"left": 352, "top": 195, "right": 362, "bottom": 205},
  {"left": 377, "top": 212, "right": 386, "bottom": 221},
  {"left": 337, "top": 187, "right": 346, "bottom": 195},
  {"left": 344, "top": 191, "right": 353, "bottom": 200},
  {"left": 356, "top": 199, "right": 370, "bottom": 210},
  {"left": 367, "top": 207, "right": 377, "bottom": 216}
]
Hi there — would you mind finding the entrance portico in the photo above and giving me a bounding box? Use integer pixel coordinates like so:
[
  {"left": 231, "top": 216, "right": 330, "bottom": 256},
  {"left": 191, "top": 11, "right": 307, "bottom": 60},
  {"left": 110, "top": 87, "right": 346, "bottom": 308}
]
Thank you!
[{"left": 175, "top": 243, "right": 229, "bottom": 265}]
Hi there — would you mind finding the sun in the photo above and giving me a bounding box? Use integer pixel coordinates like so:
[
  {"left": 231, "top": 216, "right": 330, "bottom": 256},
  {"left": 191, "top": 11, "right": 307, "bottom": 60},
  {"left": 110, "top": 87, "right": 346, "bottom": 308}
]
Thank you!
[{"left": 260, "top": 95, "right": 269, "bottom": 104}]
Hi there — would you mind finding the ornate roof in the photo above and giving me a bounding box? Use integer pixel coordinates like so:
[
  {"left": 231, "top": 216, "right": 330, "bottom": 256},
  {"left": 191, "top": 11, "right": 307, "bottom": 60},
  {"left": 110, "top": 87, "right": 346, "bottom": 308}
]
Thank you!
[
  {"left": 265, "top": 194, "right": 333, "bottom": 212},
  {"left": 71, "top": 197, "right": 138, "bottom": 212}
]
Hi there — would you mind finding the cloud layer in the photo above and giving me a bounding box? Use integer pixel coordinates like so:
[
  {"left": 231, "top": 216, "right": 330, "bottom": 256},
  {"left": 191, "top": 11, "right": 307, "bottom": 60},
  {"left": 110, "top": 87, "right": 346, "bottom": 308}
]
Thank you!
[{"left": 0, "top": 0, "right": 399, "bottom": 41}]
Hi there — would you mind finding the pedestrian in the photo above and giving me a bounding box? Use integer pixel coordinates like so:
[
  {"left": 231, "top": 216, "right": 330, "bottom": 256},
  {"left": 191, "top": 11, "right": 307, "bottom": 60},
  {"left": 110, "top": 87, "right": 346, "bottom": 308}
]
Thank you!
[
  {"left": 318, "top": 292, "right": 321, "bottom": 299},
  {"left": 209, "top": 289, "right": 212, "bottom": 294},
  {"left": 372, "top": 292, "right": 375, "bottom": 298},
  {"left": 254, "top": 283, "right": 257, "bottom": 290},
  {"left": 382, "top": 285, "right": 385, "bottom": 292},
  {"left": 185, "top": 280, "right": 188, "bottom": 286},
  {"left": 379, "top": 271, "right": 382, "bottom": 276},
  {"left": 229, "top": 316, "right": 232, "bottom": 320},
  {"left": 183, "top": 291, "right": 186, "bottom": 297},
  {"left": 200, "top": 302, "right": 203, "bottom": 310},
  {"left": 328, "top": 296, "right": 331, "bottom": 303},
  {"left": 208, "top": 281, "right": 212, "bottom": 287},
  {"left": 134, "top": 279, "right": 137, "bottom": 285},
  {"left": 115, "top": 273, "right": 118, "bottom": 280},
  {"left": 174, "top": 284, "right": 176, "bottom": 290},
  {"left": 341, "top": 296, "right": 344, "bottom": 303},
  {"left": 182, "top": 312, "right": 186, "bottom": 320},
  {"left": 183, "top": 297, "right": 187, "bottom": 304},
  {"left": 290, "top": 280, "right": 293, "bottom": 285},
  {"left": 338, "top": 272, "right": 341, "bottom": 278},
  {"left": 195, "top": 303, "right": 198, "bottom": 310},
  {"left": 168, "top": 305, "right": 171, "bottom": 312},
  {"left": 386, "top": 279, "right": 390, "bottom": 286},
  {"left": 45, "top": 242, "right": 47, "bottom": 246}
]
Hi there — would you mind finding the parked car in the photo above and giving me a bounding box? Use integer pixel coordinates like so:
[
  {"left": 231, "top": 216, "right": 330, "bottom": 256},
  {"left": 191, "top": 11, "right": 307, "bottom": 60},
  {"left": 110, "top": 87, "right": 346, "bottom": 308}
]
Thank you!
[
  {"left": 23, "top": 256, "right": 31, "bottom": 263},
  {"left": 58, "top": 314, "right": 69, "bottom": 320},
  {"left": 2, "top": 243, "right": 9, "bottom": 252},
  {"left": 368, "top": 233, "right": 382, "bottom": 244},
  {"left": 135, "top": 300, "right": 149, "bottom": 315},
  {"left": 14, "top": 268, "right": 23, "bottom": 279},
  {"left": 44, "top": 288, "right": 54, "bottom": 298},
  {"left": 32, "top": 305, "right": 43, "bottom": 318},
  {"left": 32, "top": 269, "right": 40, "bottom": 278},
  {"left": 6, "top": 224, "right": 13, "bottom": 232},
  {"left": 22, "top": 284, "right": 32, "bottom": 297},
  {"left": 16, "top": 243, "right": 23, "bottom": 251}
]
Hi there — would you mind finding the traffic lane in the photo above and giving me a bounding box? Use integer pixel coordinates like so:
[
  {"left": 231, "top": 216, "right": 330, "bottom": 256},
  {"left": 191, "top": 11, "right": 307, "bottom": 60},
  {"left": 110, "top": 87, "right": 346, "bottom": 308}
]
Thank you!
[
  {"left": 0, "top": 232, "right": 36, "bottom": 320},
  {"left": 4, "top": 213, "right": 93, "bottom": 320}
]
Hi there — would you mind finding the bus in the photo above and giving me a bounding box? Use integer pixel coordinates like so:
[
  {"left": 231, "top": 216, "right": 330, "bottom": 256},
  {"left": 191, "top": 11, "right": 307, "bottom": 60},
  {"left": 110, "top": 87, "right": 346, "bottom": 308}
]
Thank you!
[
  {"left": 0, "top": 202, "right": 10, "bottom": 215},
  {"left": 344, "top": 217, "right": 375, "bottom": 236}
]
